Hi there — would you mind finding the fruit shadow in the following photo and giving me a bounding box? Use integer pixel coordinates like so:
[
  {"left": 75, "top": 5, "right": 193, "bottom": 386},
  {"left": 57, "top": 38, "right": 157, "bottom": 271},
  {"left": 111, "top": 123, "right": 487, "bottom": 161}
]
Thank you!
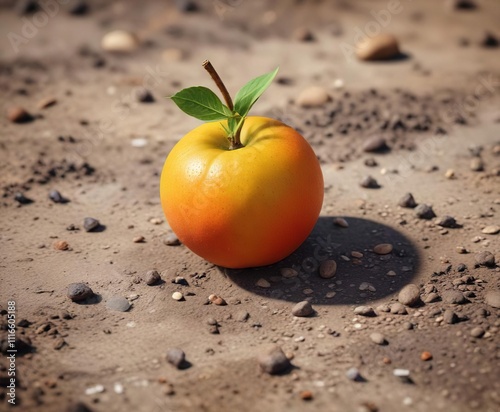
[{"left": 223, "top": 216, "right": 420, "bottom": 305}]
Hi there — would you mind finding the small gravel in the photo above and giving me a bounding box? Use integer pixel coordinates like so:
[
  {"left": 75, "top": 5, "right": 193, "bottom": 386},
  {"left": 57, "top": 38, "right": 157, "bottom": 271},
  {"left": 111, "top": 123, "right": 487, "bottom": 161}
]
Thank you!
[
  {"left": 373, "top": 243, "right": 393, "bottom": 255},
  {"left": 145, "top": 270, "right": 161, "bottom": 286},
  {"left": 390, "top": 303, "right": 407, "bottom": 315},
  {"left": 415, "top": 204, "right": 436, "bottom": 219},
  {"left": 470, "top": 327, "right": 485, "bottom": 338},
  {"left": 442, "top": 290, "right": 467, "bottom": 304},
  {"left": 360, "top": 175, "right": 380, "bottom": 188},
  {"left": 164, "top": 233, "right": 181, "bottom": 246},
  {"left": 83, "top": 217, "right": 100, "bottom": 232},
  {"left": 319, "top": 259, "right": 337, "bottom": 279},
  {"left": 370, "top": 332, "right": 387, "bottom": 345},
  {"left": 292, "top": 301, "right": 314, "bottom": 317},
  {"left": 481, "top": 225, "right": 500, "bottom": 235},
  {"left": 362, "top": 136, "right": 388, "bottom": 152},
  {"left": 346, "top": 367, "right": 362, "bottom": 381},
  {"left": 398, "top": 284, "right": 421, "bottom": 307},
  {"left": 166, "top": 348, "right": 186, "bottom": 369},
  {"left": 443, "top": 309, "right": 458, "bottom": 324},
  {"left": 333, "top": 217, "right": 349, "bottom": 228},
  {"left": 172, "top": 292, "right": 184, "bottom": 301},
  {"left": 67, "top": 283, "right": 94, "bottom": 302},
  {"left": 49, "top": 190, "right": 66, "bottom": 203},
  {"left": 435, "top": 215, "right": 457, "bottom": 228},
  {"left": 135, "top": 87, "right": 155, "bottom": 102},
  {"left": 475, "top": 251, "right": 496, "bottom": 267},
  {"left": 484, "top": 291, "right": 500, "bottom": 308},
  {"left": 258, "top": 346, "right": 291, "bottom": 375},
  {"left": 354, "top": 306, "right": 376, "bottom": 317}
]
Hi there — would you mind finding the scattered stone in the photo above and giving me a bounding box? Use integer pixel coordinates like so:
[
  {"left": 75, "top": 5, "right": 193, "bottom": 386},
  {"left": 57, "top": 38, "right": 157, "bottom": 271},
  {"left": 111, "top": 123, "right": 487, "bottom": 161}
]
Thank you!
[
  {"left": 442, "top": 290, "right": 467, "bottom": 304},
  {"left": 281, "top": 268, "right": 298, "bottom": 278},
  {"left": 423, "top": 293, "right": 440, "bottom": 303},
  {"left": 101, "top": 30, "right": 139, "bottom": 52},
  {"left": 390, "top": 303, "right": 407, "bottom": 315},
  {"left": 356, "top": 33, "right": 400, "bottom": 61},
  {"left": 354, "top": 306, "right": 376, "bottom": 317},
  {"left": 37, "top": 96, "right": 57, "bottom": 109},
  {"left": 135, "top": 88, "right": 155, "bottom": 103},
  {"left": 236, "top": 310, "right": 250, "bottom": 322},
  {"left": 106, "top": 296, "right": 131, "bottom": 312},
  {"left": 470, "top": 158, "right": 484, "bottom": 171},
  {"left": 475, "top": 251, "right": 495, "bottom": 267},
  {"left": 415, "top": 204, "right": 436, "bottom": 219},
  {"left": 364, "top": 157, "right": 378, "bottom": 167},
  {"left": 172, "top": 292, "right": 184, "bottom": 301},
  {"left": 420, "top": 351, "right": 432, "bottom": 361},
  {"left": 443, "top": 309, "right": 458, "bottom": 324},
  {"left": 360, "top": 175, "right": 380, "bottom": 188},
  {"left": 435, "top": 215, "right": 457, "bottom": 228},
  {"left": 54, "top": 240, "right": 69, "bottom": 251},
  {"left": 163, "top": 233, "right": 181, "bottom": 246},
  {"left": 166, "top": 348, "right": 186, "bottom": 369},
  {"left": 300, "top": 390, "right": 314, "bottom": 401},
  {"left": 173, "top": 276, "right": 188, "bottom": 286},
  {"left": 319, "top": 259, "right": 337, "bottom": 279},
  {"left": 293, "top": 27, "right": 315, "bottom": 42},
  {"left": 447, "top": 0, "right": 477, "bottom": 10},
  {"left": 480, "top": 31, "right": 499, "bottom": 48},
  {"left": 296, "top": 86, "right": 330, "bottom": 108},
  {"left": 258, "top": 346, "right": 291, "bottom": 375},
  {"left": 175, "top": 0, "right": 199, "bottom": 13},
  {"left": 393, "top": 369, "right": 411, "bottom": 382},
  {"left": 398, "top": 284, "right": 421, "bottom": 307},
  {"left": 256, "top": 278, "right": 271, "bottom": 288},
  {"left": 362, "top": 136, "right": 388, "bottom": 152},
  {"left": 145, "top": 270, "right": 161, "bottom": 286},
  {"left": 53, "top": 337, "right": 66, "bottom": 350},
  {"left": 359, "top": 282, "right": 376, "bottom": 292},
  {"left": 7, "top": 106, "right": 33, "bottom": 123},
  {"left": 482, "top": 225, "right": 500, "bottom": 235},
  {"left": 83, "top": 217, "right": 100, "bottom": 232},
  {"left": 49, "top": 190, "right": 67, "bottom": 203},
  {"left": 456, "top": 246, "right": 468, "bottom": 254},
  {"left": 398, "top": 193, "right": 417, "bottom": 208},
  {"left": 67, "top": 283, "right": 93, "bottom": 302},
  {"left": 14, "top": 192, "right": 33, "bottom": 205},
  {"left": 209, "top": 295, "right": 227, "bottom": 306},
  {"left": 133, "top": 236, "right": 145, "bottom": 243},
  {"left": 373, "top": 243, "right": 393, "bottom": 255},
  {"left": 470, "top": 327, "right": 485, "bottom": 338},
  {"left": 370, "top": 332, "right": 387, "bottom": 345},
  {"left": 346, "top": 367, "right": 363, "bottom": 381},
  {"left": 292, "top": 301, "right": 314, "bottom": 317},
  {"left": 333, "top": 217, "right": 349, "bottom": 228},
  {"left": 84, "top": 385, "right": 105, "bottom": 395},
  {"left": 484, "top": 291, "right": 500, "bottom": 308}
]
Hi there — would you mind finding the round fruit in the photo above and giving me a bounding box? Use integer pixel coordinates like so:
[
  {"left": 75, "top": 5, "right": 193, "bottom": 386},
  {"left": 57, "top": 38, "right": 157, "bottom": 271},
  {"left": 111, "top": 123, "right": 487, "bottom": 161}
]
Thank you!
[{"left": 160, "top": 116, "right": 323, "bottom": 268}]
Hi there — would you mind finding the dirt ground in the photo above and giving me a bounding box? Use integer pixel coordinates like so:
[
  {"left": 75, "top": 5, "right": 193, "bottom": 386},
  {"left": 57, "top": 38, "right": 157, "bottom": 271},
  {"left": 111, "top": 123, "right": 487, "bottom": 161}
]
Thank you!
[{"left": 1, "top": 1, "right": 499, "bottom": 411}]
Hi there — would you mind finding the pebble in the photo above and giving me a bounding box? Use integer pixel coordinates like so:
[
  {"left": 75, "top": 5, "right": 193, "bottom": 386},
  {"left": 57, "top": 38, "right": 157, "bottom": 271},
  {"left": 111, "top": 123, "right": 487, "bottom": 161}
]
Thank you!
[
  {"left": 475, "top": 251, "right": 495, "bottom": 267},
  {"left": 362, "top": 136, "right": 388, "bottom": 152},
  {"left": 106, "top": 296, "right": 131, "bottom": 312},
  {"left": 172, "top": 292, "right": 184, "bottom": 301},
  {"left": 346, "top": 367, "right": 362, "bottom": 381},
  {"left": 280, "top": 268, "right": 298, "bottom": 278},
  {"left": 173, "top": 276, "right": 188, "bottom": 285},
  {"left": 54, "top": 240, "right": 69, "bottom": 251},
  {"left": 360, "top": 175, "right": 380, "bottom": 189},
  {"left": 364, "top": 157, "right": 378, "bottom": 167},
  {"left": 393, "top": 369, "right": 410, "bottom": 379},
  {"left": 101, "top": 30, "right": 139, "bottom": 52},
  {"left": 258, "top": 346, "right": 291, "bottom": 375},
  {"left": 175, "top": 0, "right": 199, "bottom": 13},
  {"left": 333, "top": 217, "right": 349, "bottom": 228},
  {"left": 14, "top": 192, "right": 33, "bottom": 205},
  {"left": 67, "top": 283, "right": 94, "bottom": 302},
  {"left": 398, "top": 284, "right": 421, "bottom": 307},
  {"left": 470, "top": 327, "right": 485, "bottom": 338},
  {"left": 423, "top": 292, "right": 440, "bottom": 303},
  {"left": 481, "top": 31, "right": 499, "bottom": 48},
  {"left": 398, "top": 192, "right": 417, "bottom": 208},
  {"left": 390, "top": 302, "right": 407, "bottom": 315},
  {"left": 256, "top": 278, "right": 271, "bottom": 288},
  {"left": 133, "top": 236, "right": 145, "bottom": 243},
  {"left": 415, "top": 204, "right": 436, "bottom": 220},
  {"left": 319, "top": 259, "right": 337, "bottom": 279},
  {"left": 442, "top": 290, "right": 467, "bottom": 304},
  {"left": 373, "top": 243, "right": 393, "bottom": 255},
  {"left": 7, "top": 106, "right": 33, "bottom": 123},
  {"left": 166, "top": 348, "right": 186, "bottom": 369},
  {"left": 300, "top": 390, "right": 314, "bottom": 400},
  {"left": 370, "top": 332, "right": 387, "bottom": 345},
  {"left": 135, "top": 87, "right": 155, "bottom": 103},
  {"left": 447, "top": 0, "right": 477, "bottom": 10},
  {"left": 164, "top": 233, "right": 180, "bottom": 246},
  {"left": 445, "top": 169, "right": 455, "bottom": 179},
  {"left": 209, "top": 295, "right": 227, "bottom": 306},
  {"left": 354, "top": 306, "right": 376, "bottom": 317},
  {"left": 420, "top": 351, "right": 433, "bottom": 361},
  {"left": 356, "top": 33, "right": 400, "bottom": 61},
  {"left": 83, "top": 217, "right": 100, "bottom": 232},
  {"left": 293, "top": 27, "right": 315, "bottom": 42},
  {"left": 484, "top": 291, "right": 500, "bottom": 308},
  {"left": 145, "top": 270, "right": 161, "bottom": 286},
  {"left": 470, "top": 158, "right": 484, "bottom": 171},
  {"left": 37, "top": 96, "right": 57, "bottom": 109},
  {"left": 482, "top": 225, "right": 500, "bottom": 235},
  {"left": 236, "top": 310, "right": 250, "bottom": 322},
  {"left": 296, "top": 86, "right": 330, "bottom": 108},
  {"left": 292, "top": 301, "right": 314, "bottom": 317},
  {"left": 435, "top": 215, "right": 456, "bottom": 228},
  {"left": 443, "top": 309, "right": 458, "bottom": 324},
  {"left": 49, "top": 190, "right": 66, "bottom": 203},
  {"left": 85, "top": 384, "right": 104, "bottom": 395}
]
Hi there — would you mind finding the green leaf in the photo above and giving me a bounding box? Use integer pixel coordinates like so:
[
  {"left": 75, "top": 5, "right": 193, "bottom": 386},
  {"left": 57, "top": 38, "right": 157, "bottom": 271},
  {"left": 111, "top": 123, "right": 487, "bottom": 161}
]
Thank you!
[
  {"left": 170, "top": 86, "right": 232, "bottom": 121},
  {"left": 234, "top": 67, "right": 279, "bottom": 117}
]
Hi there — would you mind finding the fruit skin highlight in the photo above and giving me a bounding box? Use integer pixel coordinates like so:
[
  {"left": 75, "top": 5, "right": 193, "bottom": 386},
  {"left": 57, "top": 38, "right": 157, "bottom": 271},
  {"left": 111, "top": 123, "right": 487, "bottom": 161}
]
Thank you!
[{"left": 160, "top": 116, "right": 324, "bottom": 269}]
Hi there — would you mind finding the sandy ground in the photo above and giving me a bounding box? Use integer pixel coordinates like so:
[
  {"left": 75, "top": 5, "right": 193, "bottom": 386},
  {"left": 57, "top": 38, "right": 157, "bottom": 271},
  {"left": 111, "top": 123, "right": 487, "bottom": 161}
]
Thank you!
[{"left": 0, "top": 1, "right": 500, "bottom": 411}]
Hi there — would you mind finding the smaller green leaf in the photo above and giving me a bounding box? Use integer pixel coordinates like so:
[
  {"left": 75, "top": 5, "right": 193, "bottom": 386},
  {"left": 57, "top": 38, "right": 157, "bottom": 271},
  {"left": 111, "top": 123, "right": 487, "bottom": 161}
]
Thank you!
[
  {"left": 170, "top": 86, "right": 232, "bottom": 121},
  {"left": 234, "top": 67, "right": 279, "bottom": 117}
]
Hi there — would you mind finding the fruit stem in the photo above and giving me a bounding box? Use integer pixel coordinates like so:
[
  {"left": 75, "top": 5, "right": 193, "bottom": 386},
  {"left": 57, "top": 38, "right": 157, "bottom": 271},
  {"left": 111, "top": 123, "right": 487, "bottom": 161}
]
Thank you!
[{"left": 202, "top": 60, "right": 243, "bottom": 150}]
